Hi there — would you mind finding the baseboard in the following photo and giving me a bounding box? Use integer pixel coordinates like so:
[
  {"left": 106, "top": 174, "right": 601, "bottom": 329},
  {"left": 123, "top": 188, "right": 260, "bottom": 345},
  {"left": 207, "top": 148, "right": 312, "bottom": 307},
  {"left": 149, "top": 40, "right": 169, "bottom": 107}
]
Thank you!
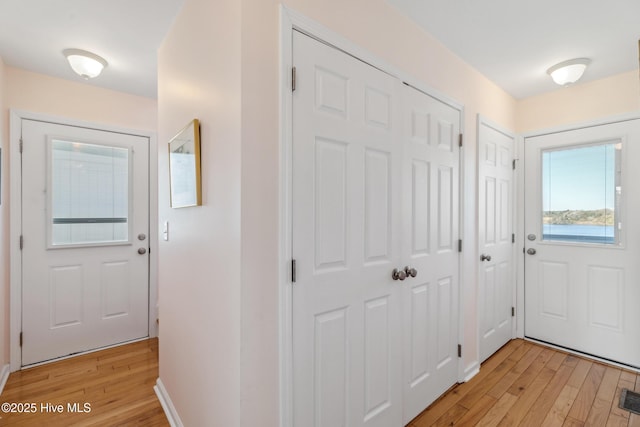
[
  {"left": 0, "top": 364, "right": 10, "bottom": 396},
  {"left": 154, "top": 378, "right": 184, "bottom": 427},
  {"left": 462, "top": 361, "right": 480, "bottom": 382}
]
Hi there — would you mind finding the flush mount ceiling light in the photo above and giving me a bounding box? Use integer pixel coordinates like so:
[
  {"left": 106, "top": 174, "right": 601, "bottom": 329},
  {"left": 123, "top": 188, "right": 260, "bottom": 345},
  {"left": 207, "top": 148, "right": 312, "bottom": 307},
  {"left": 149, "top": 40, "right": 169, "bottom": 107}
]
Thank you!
[
  {"left": 63, "top": 48, "right": 108, "bottom": 79},
  {"left": 546, "top": 58, "right": 591, "bottom": 86}
]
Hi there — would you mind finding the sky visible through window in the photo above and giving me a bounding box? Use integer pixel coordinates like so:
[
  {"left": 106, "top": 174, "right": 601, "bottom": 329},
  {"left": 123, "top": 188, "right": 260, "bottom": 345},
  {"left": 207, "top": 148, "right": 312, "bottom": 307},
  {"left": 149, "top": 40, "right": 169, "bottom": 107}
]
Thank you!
[{"left": 542, "top": 142, "right": 619, "bottom": 244}]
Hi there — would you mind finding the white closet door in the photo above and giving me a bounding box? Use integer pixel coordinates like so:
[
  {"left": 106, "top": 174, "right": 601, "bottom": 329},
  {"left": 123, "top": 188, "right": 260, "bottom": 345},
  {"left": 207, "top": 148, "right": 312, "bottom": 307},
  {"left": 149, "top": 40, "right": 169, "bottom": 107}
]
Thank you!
[
  {"left": 292, "top": 31, "right": 404, "bottom": 427},
  {"left": 401, "top": 85, "right": 460, "bottom": 423},
  {"left": 478, "top": 120, "right": 515, "bottom": 362}
]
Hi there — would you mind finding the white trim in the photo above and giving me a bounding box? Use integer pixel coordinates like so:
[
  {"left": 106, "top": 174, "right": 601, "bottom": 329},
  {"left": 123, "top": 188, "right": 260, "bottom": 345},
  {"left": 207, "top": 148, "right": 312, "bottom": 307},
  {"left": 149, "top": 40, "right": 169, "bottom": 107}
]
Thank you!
[
  {"left": 279, "top": 6, "right": 467, "bottom": 426},
  {"left": 520, "top": 111, "right": 640, "bottom": 139},
  {"left": 9, "top": 109, "right": 158, "bottom": 371},
  {"left": 515, "top": 134, "right": 525, "bottom": 339},
  {"left": 0, "top": 364, "right": 10, "bottom": 395},
  {"left": 462, "top": 362, "right": 480, "bottom": 383},
  {"left": 154, "top": 378, "right": 184, "bottom": 427}
]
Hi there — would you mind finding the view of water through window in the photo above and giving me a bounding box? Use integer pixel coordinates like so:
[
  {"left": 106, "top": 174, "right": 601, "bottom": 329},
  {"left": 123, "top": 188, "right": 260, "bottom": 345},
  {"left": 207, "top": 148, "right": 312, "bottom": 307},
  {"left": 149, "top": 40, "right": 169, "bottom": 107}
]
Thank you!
[{"left": 542, "top": 142, "right": 621, "bottom": 244}]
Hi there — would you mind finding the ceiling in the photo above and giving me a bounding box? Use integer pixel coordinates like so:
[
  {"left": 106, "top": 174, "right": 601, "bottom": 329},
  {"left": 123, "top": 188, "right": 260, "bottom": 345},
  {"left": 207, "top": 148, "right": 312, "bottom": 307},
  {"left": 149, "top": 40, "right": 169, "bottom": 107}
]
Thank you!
[
  {"left": 387, "top": 0, "right": 640, "bottom": 99},
  {"left": 0, "top": 0, "right": 184, "bottom": 99},
  {"left": 0, "top": 1, "right": 638, "bottom": 100}
]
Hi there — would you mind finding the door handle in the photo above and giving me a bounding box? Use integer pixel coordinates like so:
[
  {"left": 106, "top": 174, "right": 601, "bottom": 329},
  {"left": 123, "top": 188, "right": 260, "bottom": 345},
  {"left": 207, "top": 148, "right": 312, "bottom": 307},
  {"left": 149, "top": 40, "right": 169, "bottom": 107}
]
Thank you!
[
  {"left": 138, "top": 248, "right": 147, "bottom": 255},
  {"left": 480, "top": 254, "right": 492, "bottom": 262},
  {"left": 527, "top": 248, "right": 536, "bottom": 255},
  {"left": 392, "top": 268, "right": 407, "bottom": 281},
  {"left": 404, "top": 266, "right": 418, "bottom": 278}
]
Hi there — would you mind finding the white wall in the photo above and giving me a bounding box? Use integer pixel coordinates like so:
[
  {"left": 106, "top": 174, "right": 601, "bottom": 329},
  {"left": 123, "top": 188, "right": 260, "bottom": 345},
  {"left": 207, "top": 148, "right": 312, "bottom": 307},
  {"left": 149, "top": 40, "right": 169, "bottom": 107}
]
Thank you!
[
  {"left": 0, "top": 56, "right": 8, "bottom": 368},
  {"left": 157, "top": 0, "right": 241, "bottom": 425}
]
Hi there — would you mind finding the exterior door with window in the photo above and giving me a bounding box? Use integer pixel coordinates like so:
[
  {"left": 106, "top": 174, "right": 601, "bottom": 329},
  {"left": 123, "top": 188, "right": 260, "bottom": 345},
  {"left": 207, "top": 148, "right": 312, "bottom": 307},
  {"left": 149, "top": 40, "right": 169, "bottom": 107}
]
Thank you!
[
  {"left": 21, "top": 119, "right": 150, "bottom": 366},
  {"left": 524, "top": 119, "right": 640, "bottom": 368}
]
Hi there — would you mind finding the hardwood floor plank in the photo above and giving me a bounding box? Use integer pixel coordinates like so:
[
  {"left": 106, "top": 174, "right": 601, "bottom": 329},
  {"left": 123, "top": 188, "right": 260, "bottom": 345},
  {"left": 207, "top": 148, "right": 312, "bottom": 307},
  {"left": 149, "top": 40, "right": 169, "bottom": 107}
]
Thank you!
[
  {"left": 476, "top": 392, "right": 518, "bottom": 427},
  {"left": 519, "top": 362, "right": 574, "bottom": 425},
  {"left": 566, "top": 362, "right": 607, "bottom": 421},
  {"left": 0, "top": 338, "right": 168, "bottom": 426},
  {"left": 453, "top": 394, "right": 497, "bottom": 426},
  {"left": 562, "top": 416, "right": 585, "bottom": 427},
  {"left": 496, "top": 366, "right": 556, "bottom": 425},
  {"left": 506, "top": 347, "right": 555, "bottom": 397},
  {"left": 486, "top": 343, "right": 542, "bottom": 399},
  {"left": 585, "top": 366, "right": 622, "bottom": 426},
  {"left": 542, "top": 384, "right": 580, "bottom": 427}
]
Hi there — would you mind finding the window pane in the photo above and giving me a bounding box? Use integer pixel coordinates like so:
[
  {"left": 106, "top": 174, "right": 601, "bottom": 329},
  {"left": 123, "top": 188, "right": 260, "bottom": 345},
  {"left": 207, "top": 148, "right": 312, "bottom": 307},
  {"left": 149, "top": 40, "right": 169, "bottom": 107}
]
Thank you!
[
  {"left": 50, "top": 140, "right": 130, "bottom": 246},
  {"left": 542, "top": 142, "right": 621, "bottom": 244}
]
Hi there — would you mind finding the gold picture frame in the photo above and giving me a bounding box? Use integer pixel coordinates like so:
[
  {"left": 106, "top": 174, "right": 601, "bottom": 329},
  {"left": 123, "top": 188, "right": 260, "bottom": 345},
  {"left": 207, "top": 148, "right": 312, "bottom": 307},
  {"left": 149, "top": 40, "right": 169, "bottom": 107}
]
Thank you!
[{"left": 169, "top": 119, "right": 202, "bottom": 208}]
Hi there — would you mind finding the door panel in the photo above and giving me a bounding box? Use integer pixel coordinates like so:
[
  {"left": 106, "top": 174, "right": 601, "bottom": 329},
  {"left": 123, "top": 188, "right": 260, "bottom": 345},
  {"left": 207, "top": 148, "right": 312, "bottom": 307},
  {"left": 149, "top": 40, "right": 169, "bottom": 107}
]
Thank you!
[
  {"left": 292, "top": 31, "right": 403, "bottom": 427},
  {"left": 401, "top": 85, "right": 460, "bottom": 423},
  {"left": 524, "top": 119, "right": 640, "bottom": 368},
  {"left": 21, "top": 119, "right": 149, "bottom": 366},
  {"left": 478, "top": 121, "right": 514, "bottom": 362}
]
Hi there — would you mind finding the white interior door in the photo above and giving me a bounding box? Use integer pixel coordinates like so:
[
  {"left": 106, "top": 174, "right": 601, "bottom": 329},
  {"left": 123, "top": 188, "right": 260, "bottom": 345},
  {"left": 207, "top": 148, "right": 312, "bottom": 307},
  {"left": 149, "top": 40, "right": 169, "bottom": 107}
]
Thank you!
[
  {"left": 291, "top": 31, "right": 462, "bottom": 427},
  {"left": 292, "top": 31, "right": 404, "bottom": 427},
  {"left": 524, "top": 119, "right": 640, "bottom": 368},
  {"left": 401, "top": 85, "right": 460, "bottom": 423},
  {"left": 478, "top": 120, "right": 514, "bottom": 362},
  {"left": 21, "top": 119, "right": 150, "bottom": 366}
]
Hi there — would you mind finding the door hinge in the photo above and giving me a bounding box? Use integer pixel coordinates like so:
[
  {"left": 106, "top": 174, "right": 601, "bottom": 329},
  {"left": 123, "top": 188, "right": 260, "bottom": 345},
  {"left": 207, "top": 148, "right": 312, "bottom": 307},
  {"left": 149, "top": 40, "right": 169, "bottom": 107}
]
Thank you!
[
  {"left": 458, "top": 239, "right": 462, "bottom": 252},
  {"left": 292, "top": 67, "right": 297, "bottom": 92},
  {"left": 291, "top": 259, "right": 297, "bottom": 283},
  {"left": 20, "top": 332, "right": 23, "bottom": 347},
  {"left": 458, "top": 134, "right": 463, "bottom": 147},
  {"left": 20, "top": 138, "right": 24, "bottom": 153},
  {"left": 457, "top": 344, "right": 462, "bottom": 358},
  {"left": 512, "top": 307, "right": 515, "bottom": 317},
  {"left": 512, "top": 233, "right": 515, "bottom": 244},
  {"left": 512, "top": 159, "right": 516, "bottom": 170},
  {"left": 20, "top": 235, "right": 24, "bottom": 250}
]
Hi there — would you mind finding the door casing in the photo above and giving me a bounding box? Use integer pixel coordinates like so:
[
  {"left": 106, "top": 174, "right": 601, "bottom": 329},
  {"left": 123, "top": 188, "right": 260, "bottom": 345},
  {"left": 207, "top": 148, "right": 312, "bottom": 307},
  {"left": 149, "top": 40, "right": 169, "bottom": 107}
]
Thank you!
[{"left": 9, "top": 109, "right": 159, "bottom": 371}]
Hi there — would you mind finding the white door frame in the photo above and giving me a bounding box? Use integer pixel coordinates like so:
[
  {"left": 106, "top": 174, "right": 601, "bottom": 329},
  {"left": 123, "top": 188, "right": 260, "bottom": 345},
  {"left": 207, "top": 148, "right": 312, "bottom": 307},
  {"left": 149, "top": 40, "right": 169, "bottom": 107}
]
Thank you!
[
  {"left": 515, "top": 111, "right": 640, "bottom": 345},
  {"left": 9, "top": 109, "right": 158, "bottom": 371},
  {"left": 278, "top": 6, "right": 466, "bottom": 427}
]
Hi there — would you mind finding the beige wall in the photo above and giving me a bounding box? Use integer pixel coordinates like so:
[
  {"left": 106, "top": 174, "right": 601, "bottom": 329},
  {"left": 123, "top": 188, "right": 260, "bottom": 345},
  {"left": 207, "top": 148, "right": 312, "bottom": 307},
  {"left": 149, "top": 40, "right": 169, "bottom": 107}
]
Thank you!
[
  {"left": 157, "top": 0, "right": 241, "bottom": 425},
  {"left": 6, "top": 67, "right": 157, "bottom": 132},
  {"left": 0, "top": 56, "right": 7, "bottom": 367},
  {"left": 516, "top": 70, "right": 640, "bottom": 133},
  {"left": 240, "top": 1, "right": 515, "bottom": 426},
  {"left": 0, "top": 66, "right": 156, "bottom": 374}
]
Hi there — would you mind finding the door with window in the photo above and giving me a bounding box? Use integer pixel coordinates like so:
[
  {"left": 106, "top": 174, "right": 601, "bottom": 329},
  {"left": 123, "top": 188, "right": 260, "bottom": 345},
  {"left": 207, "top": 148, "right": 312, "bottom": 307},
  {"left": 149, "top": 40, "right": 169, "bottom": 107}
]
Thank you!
[
  {"left": 21, "top": 119, "right": 150, "bottom": 366},
  {"left": 524, "top": 119, "right": 640, "bottom": 368}
]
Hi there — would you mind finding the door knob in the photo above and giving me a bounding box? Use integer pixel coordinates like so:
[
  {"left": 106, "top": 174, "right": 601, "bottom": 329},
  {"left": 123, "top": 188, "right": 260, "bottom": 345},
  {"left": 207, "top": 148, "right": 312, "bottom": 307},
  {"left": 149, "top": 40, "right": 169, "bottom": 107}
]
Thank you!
[
  {"left": 138, "top": 248, "right": 147, "bottom": 255},
  {"left": 480, "top": 254, "right": 492, "bottom": 262},
  {"left": 392, "top": 268, "right": 407, "bottom": 281},
  {"left": 404, "top": 266, "right": 418, "bottom": 278},
  {"left": 527, "top": 248, "right": 536, "bottom": 255}
]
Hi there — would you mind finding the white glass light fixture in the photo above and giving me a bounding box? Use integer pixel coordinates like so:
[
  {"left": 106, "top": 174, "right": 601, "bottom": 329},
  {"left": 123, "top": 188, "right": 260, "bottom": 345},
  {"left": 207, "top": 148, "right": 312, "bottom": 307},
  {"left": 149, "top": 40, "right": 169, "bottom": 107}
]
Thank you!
[
  {"left": 547, "top": 58, "right": 591, "bottom": 86},
  {"left": 63, "top": 48, "right": 108, "bottom": 79}
]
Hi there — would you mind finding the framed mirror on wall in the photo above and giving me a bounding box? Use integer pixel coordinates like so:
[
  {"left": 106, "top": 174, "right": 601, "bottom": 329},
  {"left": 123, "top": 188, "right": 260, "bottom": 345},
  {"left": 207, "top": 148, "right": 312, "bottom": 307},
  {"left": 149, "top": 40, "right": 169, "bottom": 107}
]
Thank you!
[{"left": 169, "top": 119, "right": 201, "bottom": 208}]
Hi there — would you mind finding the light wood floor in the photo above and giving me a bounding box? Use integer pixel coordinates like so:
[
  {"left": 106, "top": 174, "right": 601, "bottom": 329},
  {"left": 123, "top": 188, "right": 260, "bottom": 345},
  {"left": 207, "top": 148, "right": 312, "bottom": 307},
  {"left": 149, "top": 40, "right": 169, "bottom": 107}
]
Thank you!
[
  {"left": 411, "top": 339, "right": 640, "bottom": 427},
  {"left": 2, "top": 338, "right": 639, "bottom": 426},
  {"left": 0, "top": 338, "right": 168, "bottom": 426}
]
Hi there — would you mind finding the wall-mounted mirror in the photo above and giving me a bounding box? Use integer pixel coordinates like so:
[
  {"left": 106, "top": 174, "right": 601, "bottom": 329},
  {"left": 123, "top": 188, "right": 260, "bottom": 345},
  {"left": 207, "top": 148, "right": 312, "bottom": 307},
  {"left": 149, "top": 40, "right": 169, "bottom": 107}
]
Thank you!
[{"left": 169, "top": 119, "right": 201, "bottom": 208}]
